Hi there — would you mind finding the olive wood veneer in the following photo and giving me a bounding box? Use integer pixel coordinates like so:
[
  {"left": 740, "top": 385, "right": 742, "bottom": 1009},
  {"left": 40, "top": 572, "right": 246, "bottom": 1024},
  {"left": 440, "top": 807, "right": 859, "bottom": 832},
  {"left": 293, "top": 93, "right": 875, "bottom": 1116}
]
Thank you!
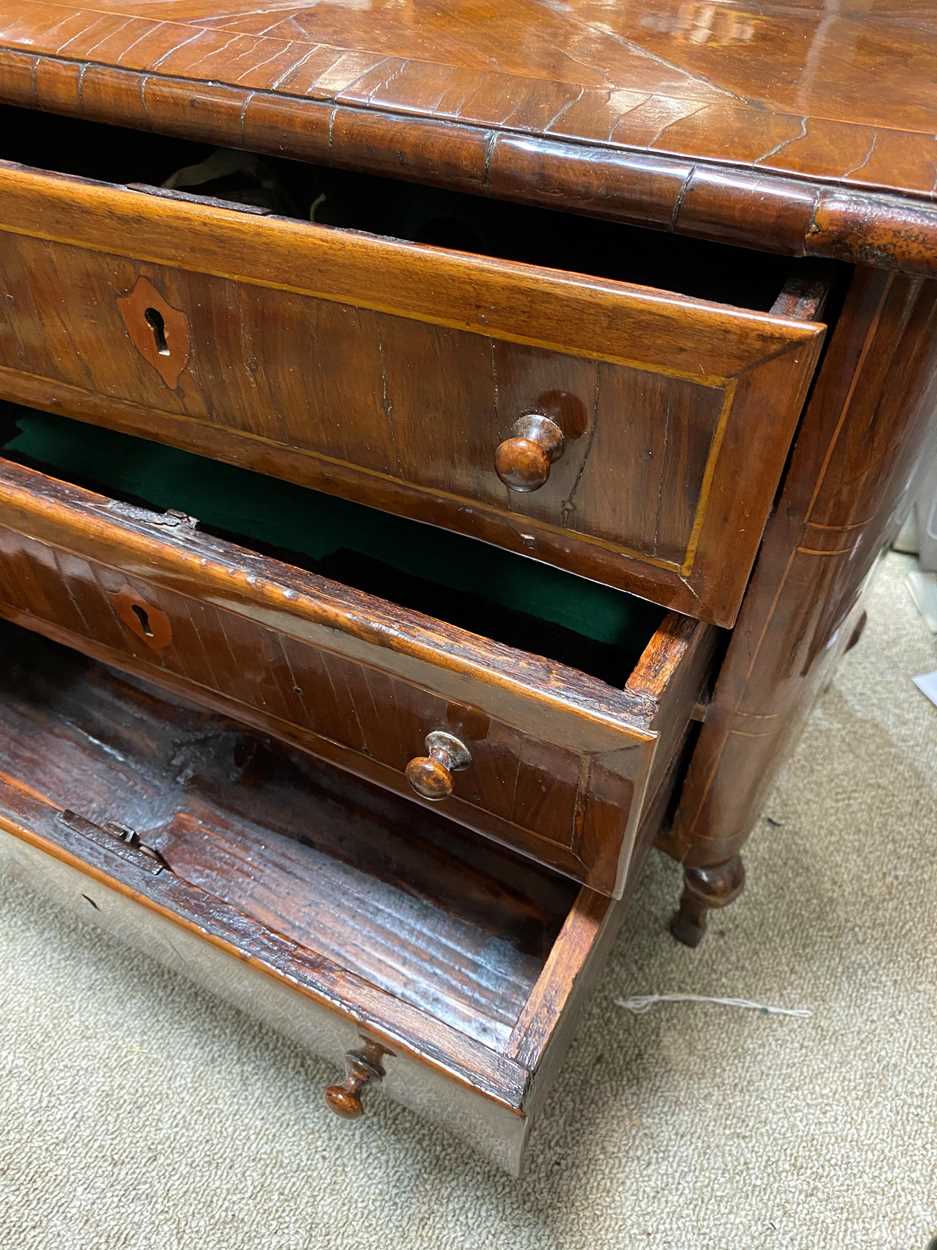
[
  {"left": 1, "top": 1, "right": 937, "bottom": 273},
  {"left": 661, "top": 267, "right": 937, "bottom": 944},
  {"left": 1, "top": 0, "right": 936, "bottom": 1170}
]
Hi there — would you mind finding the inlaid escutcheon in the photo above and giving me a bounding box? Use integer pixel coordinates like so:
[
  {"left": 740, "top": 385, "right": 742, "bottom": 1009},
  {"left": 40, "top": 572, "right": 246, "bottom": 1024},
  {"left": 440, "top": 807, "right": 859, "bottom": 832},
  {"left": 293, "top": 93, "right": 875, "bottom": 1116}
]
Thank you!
[
  {"left": 116, "top": 275, "right": 190, "bottom": 390},
  {"left": 113, "top": 588, "right": 173, "bottom": 652}
]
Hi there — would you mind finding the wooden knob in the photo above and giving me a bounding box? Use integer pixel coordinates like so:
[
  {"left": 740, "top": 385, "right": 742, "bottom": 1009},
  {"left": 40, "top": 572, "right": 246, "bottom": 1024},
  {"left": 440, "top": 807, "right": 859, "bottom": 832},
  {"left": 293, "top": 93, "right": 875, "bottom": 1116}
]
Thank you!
[
  {"left": 323, "top": 1083, "right": 366, "bottom": 1118},
  {"left": 405, "top": 730, "right": 471, "bottom": 801},
  {"left": 324, "top": 1041, "right": 387, "bottom": 1120},
  {"left": 495, "top": 414, "right": 565, "bottom": 492}
]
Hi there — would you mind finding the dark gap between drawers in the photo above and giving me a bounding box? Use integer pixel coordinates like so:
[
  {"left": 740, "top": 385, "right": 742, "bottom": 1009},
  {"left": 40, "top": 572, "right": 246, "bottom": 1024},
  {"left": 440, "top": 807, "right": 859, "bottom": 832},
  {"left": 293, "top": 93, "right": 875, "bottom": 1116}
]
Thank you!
[
  {"left": 0, "top": 620, "right": 578, "bottom": 1049},
  {"left": 1, "top": 406, "right": 665, "bottom": 687},
  {"left": 1, "top": 104, "right": 800, "bottom": 311}
]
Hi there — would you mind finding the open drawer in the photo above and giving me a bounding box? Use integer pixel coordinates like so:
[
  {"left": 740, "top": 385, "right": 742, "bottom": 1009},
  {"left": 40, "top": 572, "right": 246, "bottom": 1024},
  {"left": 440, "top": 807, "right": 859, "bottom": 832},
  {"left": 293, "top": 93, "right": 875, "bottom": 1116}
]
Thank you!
[
  {"left": 0, "top": 410, "right": 714, "bottom": 898},
  {"left": 0, "top": 626, "right": 686, "bottom": 1173},
  {"left": 0, "top": 107, "right": 829, "bottom": 626}
]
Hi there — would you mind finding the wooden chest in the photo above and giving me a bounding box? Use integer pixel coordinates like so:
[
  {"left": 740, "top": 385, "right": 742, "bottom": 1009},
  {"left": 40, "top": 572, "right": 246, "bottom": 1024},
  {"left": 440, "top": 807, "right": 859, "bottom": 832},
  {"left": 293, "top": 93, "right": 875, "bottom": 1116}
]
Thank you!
[{"left": 1, "top": 0, "right": 935, "bottom": 1177}]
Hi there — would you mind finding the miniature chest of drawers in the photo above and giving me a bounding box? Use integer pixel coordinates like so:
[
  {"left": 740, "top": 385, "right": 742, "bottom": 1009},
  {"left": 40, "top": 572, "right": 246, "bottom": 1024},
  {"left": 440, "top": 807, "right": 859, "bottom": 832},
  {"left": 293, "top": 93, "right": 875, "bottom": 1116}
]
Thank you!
[{"left": 0, "top": 0, "right": 935, "bottom": 1174}]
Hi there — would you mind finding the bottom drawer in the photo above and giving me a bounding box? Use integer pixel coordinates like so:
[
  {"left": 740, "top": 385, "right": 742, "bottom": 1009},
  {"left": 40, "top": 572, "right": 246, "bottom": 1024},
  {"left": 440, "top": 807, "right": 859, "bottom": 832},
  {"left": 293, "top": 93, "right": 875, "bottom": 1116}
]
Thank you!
[{"left": 0, "top": 624, "right": 681, "bottom": 1174}]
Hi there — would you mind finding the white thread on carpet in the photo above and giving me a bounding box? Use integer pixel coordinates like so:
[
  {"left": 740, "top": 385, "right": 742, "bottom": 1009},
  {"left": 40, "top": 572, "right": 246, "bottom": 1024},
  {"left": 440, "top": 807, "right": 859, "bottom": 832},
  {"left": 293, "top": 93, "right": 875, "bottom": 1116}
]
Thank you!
[{"left": 617, "top": 994, "right": 813, "bottom": 1018}]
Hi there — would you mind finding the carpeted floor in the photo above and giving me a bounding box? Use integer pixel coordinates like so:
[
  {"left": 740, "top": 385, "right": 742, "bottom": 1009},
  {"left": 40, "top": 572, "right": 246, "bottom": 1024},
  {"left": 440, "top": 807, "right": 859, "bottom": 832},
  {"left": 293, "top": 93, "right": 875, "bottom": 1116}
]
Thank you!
[{"left": 1, "top": 552, "right": 935, "bottom": 1250}]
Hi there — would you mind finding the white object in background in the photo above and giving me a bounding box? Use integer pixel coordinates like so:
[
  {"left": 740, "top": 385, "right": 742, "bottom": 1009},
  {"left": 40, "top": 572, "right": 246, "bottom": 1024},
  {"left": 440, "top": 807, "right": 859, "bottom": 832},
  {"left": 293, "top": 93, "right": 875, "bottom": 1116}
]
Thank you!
[
  {"left": 896, "top": 452, "right": 937, "bottom": 631},
  {"left": 897, "top": 454, "right": 937, "bottom": 568},
  {"left": 894, "top": 510, "right": 919, "bottom": 554},
  {"left": 912, "top": 671, "right": 937, "bottom": 709},
  {"left": 907, "top": 573, "right": 937, "bottom": 633}
]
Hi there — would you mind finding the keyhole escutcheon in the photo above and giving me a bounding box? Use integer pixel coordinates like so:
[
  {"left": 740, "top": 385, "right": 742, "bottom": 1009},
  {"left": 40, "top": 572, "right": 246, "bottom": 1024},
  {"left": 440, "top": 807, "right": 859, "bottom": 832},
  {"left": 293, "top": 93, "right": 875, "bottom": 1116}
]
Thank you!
[
  {"left": 117, "top": 277, "right": 190, "bottom": 390},
  {"left": 113, "top": 588, "right": 173, "bottom": 652}
]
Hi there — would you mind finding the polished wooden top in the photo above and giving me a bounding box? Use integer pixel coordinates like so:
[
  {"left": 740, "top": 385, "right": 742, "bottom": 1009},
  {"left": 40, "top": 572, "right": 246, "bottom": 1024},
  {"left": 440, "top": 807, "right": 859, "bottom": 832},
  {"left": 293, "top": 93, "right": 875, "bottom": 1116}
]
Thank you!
[{"left": 1, "top": 1, "right": 936, "bottom": 269}]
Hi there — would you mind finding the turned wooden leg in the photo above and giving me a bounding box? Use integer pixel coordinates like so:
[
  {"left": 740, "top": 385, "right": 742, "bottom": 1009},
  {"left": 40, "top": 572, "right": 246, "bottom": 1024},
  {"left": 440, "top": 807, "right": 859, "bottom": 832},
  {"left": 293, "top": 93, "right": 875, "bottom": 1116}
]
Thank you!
[
  {"left": 670, "top": 856, "right": 745, "bottom": 948},
  {"left": 661, "top": 275, "right": 937, "bottom": 953}
]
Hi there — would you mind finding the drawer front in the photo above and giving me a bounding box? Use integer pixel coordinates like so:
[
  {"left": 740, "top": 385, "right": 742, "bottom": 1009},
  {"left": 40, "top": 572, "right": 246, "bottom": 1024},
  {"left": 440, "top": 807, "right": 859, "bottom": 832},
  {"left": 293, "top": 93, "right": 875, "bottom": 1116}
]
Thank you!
[
  {"left": 0, "top": 163, "right": 825, "bottom": 626},
  {"left": 0, "top": 458, "right": 712, "bottom": 896},
  {"left": 0, "top": 798, "right": 531, "bottom": 1176}
]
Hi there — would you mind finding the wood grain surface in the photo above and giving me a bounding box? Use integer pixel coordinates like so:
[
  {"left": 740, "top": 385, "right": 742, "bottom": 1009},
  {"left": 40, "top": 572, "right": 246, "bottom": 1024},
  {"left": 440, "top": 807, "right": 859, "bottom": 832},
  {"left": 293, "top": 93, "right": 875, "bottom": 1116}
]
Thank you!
[
  {"left": 0, "top": 623, "right": 541, "bottom": 1169},
  {"left": 1, "top": 2, "right": 936, "bottom": 269},
  {"left": 0, "top": 625, "right": 579, "bottom": 1050},
  {"left": 661, "top": 266, "right": 937, "bottom": 936}
]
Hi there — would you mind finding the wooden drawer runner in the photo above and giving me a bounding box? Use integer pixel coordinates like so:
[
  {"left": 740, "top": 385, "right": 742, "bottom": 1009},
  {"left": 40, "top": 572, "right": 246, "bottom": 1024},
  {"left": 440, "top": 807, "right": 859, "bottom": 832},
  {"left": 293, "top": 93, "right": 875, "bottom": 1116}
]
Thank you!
[
  {"left": 0, "top": 145, "right": 827, "bottom": 626},
  {"left": 0, "top": 457, "right": 714, "bottom": 897},
  {"left": 0, "top": 625, "right": 667, "bottom": 1175}
]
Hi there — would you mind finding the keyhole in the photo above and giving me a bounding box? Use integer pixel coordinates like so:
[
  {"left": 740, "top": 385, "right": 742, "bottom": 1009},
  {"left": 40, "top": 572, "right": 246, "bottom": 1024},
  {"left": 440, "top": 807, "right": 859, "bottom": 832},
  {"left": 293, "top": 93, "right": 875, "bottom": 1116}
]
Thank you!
[
  {"left": 144, "top": 307, "right": 170, "bottom": 356},
  {"left": 131, "top": 603, "right": 154, "bottom": 637}
]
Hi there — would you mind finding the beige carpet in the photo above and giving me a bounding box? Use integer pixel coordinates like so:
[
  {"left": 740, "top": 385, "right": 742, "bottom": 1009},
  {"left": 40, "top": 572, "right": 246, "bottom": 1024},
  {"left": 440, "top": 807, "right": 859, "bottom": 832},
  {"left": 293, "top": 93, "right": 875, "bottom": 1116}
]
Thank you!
[{"left": 1, "top": 552, "right": 935, "bottom": 1250}]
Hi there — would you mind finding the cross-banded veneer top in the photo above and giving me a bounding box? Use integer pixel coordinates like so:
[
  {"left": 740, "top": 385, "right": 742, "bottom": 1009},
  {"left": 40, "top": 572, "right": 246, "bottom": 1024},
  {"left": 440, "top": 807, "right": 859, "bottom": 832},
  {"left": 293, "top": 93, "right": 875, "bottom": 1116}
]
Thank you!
[{"left": 1, "top": 1, "right": 936, "bottom": 270}]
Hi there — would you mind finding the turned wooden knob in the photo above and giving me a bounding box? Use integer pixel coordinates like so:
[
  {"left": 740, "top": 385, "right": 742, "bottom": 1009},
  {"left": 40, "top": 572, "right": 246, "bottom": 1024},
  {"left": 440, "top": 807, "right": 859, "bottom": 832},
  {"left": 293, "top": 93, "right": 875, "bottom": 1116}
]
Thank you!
[
  {"left": 404, "top": 730, "right": 471, "bottom": 801},
  {"left": 495, "top": 414, "right": 565, "bottom": 492},
  {"left": 324, "top": 1041, "right": 387, "bottom": 1119}
]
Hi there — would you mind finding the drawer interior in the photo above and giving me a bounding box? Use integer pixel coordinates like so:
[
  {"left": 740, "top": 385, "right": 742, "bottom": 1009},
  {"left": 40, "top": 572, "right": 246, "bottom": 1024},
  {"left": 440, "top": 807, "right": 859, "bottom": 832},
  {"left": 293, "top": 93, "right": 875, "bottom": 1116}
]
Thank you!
[
  {"left": 0, "top": 622, "right": 576, "bottom": 1052},
  {"left": 0, "top": 104, "right": 806, "bottom": 311},
  {"left": 0, "top": 620, "right": 647, "bottom": 1171},
  {"left": 1, "top": 405, "right": 665, "bottom": 686}
]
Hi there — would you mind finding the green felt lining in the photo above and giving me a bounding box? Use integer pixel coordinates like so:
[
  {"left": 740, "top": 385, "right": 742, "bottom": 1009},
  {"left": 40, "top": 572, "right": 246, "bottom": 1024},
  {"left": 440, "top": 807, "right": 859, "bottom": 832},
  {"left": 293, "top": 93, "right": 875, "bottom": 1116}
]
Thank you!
[{"left": 3, "top": 410, "right": 663, "bottom": 683}]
